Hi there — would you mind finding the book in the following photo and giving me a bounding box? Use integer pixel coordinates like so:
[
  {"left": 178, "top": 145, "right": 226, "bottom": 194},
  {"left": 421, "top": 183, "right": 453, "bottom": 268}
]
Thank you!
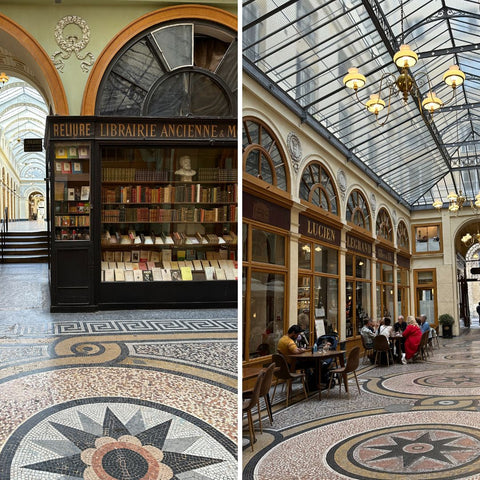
[
  {"left": 133, "top": 270, "right": 143, "bottom": 282},
  {"left": 104, "top": 269, "right": 115, "bottom": 282},
  {"left": 161, "top": 268, "right": 172, "bottom": 281},
  {"left": 72, "top": 162, "right": 82, "bottom": 174},
  {"left": 152, "top": 267, "right": 163, "bottom": 281},
  {"left": 124, "top": 270, "right": 134, "bottom": 282},
  {"left": 114, "top": 269, "right": 125, "bottom": 281},
  {"left": 162, "top": 249, "right": 172, "bottom": 262},
  {"left": 55, "top": 147, "right": 67, "bottom": 159},
  {"left": 78, "top": 146, "right": 89, "bottom": 158},
  {"left": 61, "top": 161, "right": 71, "bottom": 173},
  {"left": 68, "top": 146, "right": 78, "bottom": 158},
  {"left": 204, "top": 266, "right": 215, "bottom": 280},
  {"left": 80, "top": 186, "right": 90, "bottom": 201},
  {"left": 143, "top": 270, "right": 153, "bottom": 282},
  {"left": 192, "top": 270, "right": 206, "bottom": 281},
  {"left": 215, "top": 268, "right": 226, "bottom": 280},
  {"left": 67, "top": 188, "right": 75, "bottom": 201},
  {"left": 180, "top": 266, "right": 192, "bottom": 280},
  {"left": 170, "top": 269, "right": 182, "bottom": 281}
]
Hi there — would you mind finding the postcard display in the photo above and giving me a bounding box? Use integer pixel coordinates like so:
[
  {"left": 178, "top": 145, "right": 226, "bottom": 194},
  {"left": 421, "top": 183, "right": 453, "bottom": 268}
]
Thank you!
[{"left": 46, "top": 117, "right": 237, "bottom": 311}]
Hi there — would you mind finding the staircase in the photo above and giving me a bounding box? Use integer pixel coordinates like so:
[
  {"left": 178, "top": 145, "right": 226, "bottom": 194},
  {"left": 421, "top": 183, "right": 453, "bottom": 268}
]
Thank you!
[{"left": 1, "top": 231, "right": 49, "bottom": 263}]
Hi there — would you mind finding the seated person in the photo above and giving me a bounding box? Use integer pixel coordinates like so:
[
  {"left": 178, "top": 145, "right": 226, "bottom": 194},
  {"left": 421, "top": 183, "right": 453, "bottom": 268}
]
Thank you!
[
  {"left": 420, "top": 314, "right": 431, "bottom": 336},
  {"left": 277, "top": 324, "right": 307, "bottom": 357},
  {"left": 378, "top": 317, "right": 393, "bottom": 338},
  {"left": 394, "top": 315, "right": 407, "bottom": 333},
  {"left": 402, "top": 315, "right": 423, "bottom": 364},
  {"left": 360, "top": 318, "right": 376, "bottom": 349}
]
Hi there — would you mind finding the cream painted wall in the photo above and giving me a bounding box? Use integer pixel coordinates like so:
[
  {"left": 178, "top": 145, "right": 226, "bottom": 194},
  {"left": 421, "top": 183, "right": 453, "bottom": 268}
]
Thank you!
[
  {"left": 244, "top": 73, "right": 469, "bottom": 338},
  {"left": 1, "top": 1, "right": 236, "bottom": 115}
]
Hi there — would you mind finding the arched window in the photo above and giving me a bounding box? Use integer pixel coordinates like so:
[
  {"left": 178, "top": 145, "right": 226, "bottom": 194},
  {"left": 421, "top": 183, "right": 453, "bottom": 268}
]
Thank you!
[
  {"left": 376, "top": 207, "right": 393, "bottom": 242},
  {"left": 346, "top": 189, "right": 370, "bottom": 231},
  {"left": 299, "top": 161, "right": 338, "bottom": 215},
  {"left": 397, "top": 220, "right": 409, "bottom": 250},
  {"left": 243, "top": 118, "right": 288, "bottom": 191},
  {"left": 96, "top": 22, "right": 236, "bottom": 117}
]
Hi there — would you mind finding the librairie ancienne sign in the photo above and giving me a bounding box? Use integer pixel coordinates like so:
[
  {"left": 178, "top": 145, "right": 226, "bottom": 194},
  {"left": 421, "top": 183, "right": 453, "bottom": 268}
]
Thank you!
[{"left": 48, "top": 117, "right": 237, "bottom": 141}]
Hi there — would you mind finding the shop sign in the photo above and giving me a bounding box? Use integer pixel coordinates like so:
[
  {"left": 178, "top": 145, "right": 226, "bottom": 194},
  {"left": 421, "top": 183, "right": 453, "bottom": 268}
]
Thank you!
[
  {"left": 376, "top": 245, "right": 394, "bottom": 264},
  {"left": 346, "top": 233, "right": 372, "bottom": 257},
  {"left": 243, "top": 192, "right": 290, "bottom": 230},
  {"left": 49, "top": 117, "right": 237, "bottom": 141},
  {"left": 299, "top": 215, "right": 340, "bottom": 246},
  {"left": 397, "top": 254, "right": 410, "bottom": 268}
]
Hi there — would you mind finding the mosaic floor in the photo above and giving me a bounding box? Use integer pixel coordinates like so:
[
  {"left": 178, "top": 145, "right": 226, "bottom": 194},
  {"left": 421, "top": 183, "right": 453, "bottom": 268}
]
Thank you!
[
  {"left": 0, "top": 262, "right": 238, "bottom": 480},
  {"left": 243, "top": 328, "right": 480, "bottom": 480}
]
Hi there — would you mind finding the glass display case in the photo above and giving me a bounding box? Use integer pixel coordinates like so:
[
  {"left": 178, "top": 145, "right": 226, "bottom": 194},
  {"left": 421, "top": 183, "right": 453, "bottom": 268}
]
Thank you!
[
  {"left": 53, "top": 143, "right": 91, "bottom": 241},
  {"left": 100, "top": 146, "right": 237, "bottom": 283}
]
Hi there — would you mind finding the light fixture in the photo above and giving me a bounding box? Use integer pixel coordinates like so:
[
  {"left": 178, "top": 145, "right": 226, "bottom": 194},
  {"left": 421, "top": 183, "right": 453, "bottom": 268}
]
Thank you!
[
  {"left": 343, "top": 2, "right": 464, "bottom": 126},
  {"left": 461, "top": 232, "right": 480, "bottom": 247},
  {"left": 0, "top": 72, "right": 8, "bottom": 86},
  {"left": 434, "top": 190, "right": 480, "bottom": 214}
]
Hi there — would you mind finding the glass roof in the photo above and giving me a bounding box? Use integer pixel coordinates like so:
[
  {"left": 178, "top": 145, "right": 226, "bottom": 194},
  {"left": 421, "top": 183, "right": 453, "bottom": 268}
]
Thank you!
[
  {"left": 243, "top": 0, "right": 480, "bottom": 210},
  {"left": 0, "top": 77, "right": 47, "bottom": 180}
]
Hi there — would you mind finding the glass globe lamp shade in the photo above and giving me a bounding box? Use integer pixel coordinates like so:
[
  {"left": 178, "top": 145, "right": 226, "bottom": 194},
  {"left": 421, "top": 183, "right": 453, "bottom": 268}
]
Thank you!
[
  {"left": 443, "top": 65, "right": 465, "bottom": 88},
  {"left": 393, "top": 44, "right": 418, "bottom": 68},
  {"left": 343, "top": 68, "right": 366, "bottom": 90}
]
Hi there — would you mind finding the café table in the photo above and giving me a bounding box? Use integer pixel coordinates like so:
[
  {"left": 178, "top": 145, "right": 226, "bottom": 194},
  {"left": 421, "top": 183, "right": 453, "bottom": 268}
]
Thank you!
[
  {"left": 389, "top": 333, "right": 404, "bottom": 361},
  {"left": 288, "top": 349, "right": 346, "bottom": 399}
]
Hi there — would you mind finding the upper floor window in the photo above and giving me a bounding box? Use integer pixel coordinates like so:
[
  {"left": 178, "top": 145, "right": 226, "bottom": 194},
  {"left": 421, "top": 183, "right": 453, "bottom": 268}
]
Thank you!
[
  {"left": 376, "top": 207, "right": 393, "bottom": 242},
  {"left": 299, "top": 161, "right": 338, "bottom": 215},
  {"left": 243, "top": 118, "right": 288, "bottom": 191},
  {"left": 346, "top": 189, "right": 370, "bottom": 231},
  {"left": 96, "top": 21, "right": 236, "bottom": 117},
  {"left": 397, "top": 220, "right": 409, "bottom": 251}
]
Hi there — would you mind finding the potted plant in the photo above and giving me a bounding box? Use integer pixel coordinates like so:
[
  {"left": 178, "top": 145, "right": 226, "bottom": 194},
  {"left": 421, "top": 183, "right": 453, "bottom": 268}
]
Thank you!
[{"left": 438, "top": 313, "right": 454, "bottom": 338}]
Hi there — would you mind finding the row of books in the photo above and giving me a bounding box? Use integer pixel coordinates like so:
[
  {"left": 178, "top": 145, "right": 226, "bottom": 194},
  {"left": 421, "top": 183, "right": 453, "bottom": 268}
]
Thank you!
[
  {"left": 101, "top": 205, "right": 237, "bottom": 223},
  {"left": 55, "top": 145, "right": 90, "bottom": 159},
  {"left": 101, "top": 231, "right": 237, "bottom": 248},
  {"left": 102, "top": 184, "right": 237, "bottom": 204},
  {"left": 101, "top": 167, "right": 237, "bottom": 183},
  {"left": 55, "top": 215, "right": 90, "bottom": 227},
  {"left": 55, "top": 228, "right": 90, "bottom": 241},
  {"left": 197, "top": 168, "right": 237, "bottom": 181},
  {"left": 55, "top": 160, "right": 88, "bottom": 174},
  {"left": 101, "top": 260, "right": 237, "bottom": 282},
  {"left": 55, "top": 185, "right": 90, "bottom": 202}
]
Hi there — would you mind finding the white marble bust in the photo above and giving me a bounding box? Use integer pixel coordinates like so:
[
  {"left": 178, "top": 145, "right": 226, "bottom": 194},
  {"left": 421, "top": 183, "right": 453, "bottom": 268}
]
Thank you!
[{"left": 175, "top": 155, "right": 196, "bottom": 181}]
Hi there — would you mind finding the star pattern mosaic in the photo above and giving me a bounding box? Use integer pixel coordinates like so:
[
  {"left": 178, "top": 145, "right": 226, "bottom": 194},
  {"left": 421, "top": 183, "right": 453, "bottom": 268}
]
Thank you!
[{"left": 1, "top": 399, "right": 237, "bottom": 480}]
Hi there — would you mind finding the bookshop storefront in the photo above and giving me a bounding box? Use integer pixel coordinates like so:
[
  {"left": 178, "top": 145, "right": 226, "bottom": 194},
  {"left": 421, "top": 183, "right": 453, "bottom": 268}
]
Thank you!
[{"left": 46, "top": 10, "right": 238, "bottom": 311}]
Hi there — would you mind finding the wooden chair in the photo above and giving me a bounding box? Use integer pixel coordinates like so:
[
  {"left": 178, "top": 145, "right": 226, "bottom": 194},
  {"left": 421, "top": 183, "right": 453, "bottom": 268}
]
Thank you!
[
  {"left": 361, "top": 335, "right": 373, "bottom": 364},
  {"left": 327, "top": 346, "right": 361, "bottom": 397},
  {"left": 431, "top": 326, "right": 440, "bottom": 349},
  {"left": 242, "top": 370, "right": 265, "bottom": 451},
  {"left": 373, "top": 335, "right": 394, "bottom": 366},
  {"left": 417, "top": 330, "right": 430, "bottom": 361},
  {"left": 243, "top": 362, "right": 276, "bottom": 428},
  {"left": 271, "top": 353, "right": 308, "bottom": 407}
]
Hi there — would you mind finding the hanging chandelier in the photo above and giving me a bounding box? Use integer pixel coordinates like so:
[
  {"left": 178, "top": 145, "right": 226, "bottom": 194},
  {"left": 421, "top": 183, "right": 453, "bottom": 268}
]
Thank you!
[
  {"left": 461, "top": 232, "right": 480, "bottom": 247},
  {"left": 433, "top": 191, "right": 480, "bottom": 213},
  {"left": 0, "top": 72, "right": 8, "bottom": 86},
  {"left": 343, "top": 3, "right": 465, "bottom": 126}
]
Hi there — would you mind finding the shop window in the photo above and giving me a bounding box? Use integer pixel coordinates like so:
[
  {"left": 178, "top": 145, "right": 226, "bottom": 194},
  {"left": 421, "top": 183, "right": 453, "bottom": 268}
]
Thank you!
[
  {"left": 346, "top": 189, "right": 371, "bottom": 231},
  {"left": 346, "top": 253, "right": 371, "bottom": 338},
  {"left": 252, "top": 228, "right": 285, "bottom": 265},
  {"left": 96, "top": 22, "right": 237, "bottom": 117},
  {"left": 413, "top": 224, "right": 442, "bottom": 253},
  {"left": 243, "top": 118, "right": 288, "bottom": 191},
  {"left": 299, "top": 162, "right": 338, "bottom": 215},
  {"left": 376, "top": 262, "right": 394, "bottom": 319}
]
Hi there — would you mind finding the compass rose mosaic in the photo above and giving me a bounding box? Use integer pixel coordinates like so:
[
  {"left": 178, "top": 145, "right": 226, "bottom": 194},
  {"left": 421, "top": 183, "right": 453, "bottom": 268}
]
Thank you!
[{"left": 0, "top": 398, "right": 237, "bottom": 480}]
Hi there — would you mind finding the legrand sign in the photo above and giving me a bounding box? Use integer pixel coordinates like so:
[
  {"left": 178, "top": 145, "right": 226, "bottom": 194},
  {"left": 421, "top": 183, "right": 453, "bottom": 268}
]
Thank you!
[
  {"left": 346, "top": 233, "right": 372, "bottom": 257},
  {"left": 49, "top": 118, "right": 236, "bottom": 141}
]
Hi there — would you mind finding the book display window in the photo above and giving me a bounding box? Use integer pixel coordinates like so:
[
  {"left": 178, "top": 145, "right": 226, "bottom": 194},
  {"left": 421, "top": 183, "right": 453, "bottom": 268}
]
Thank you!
[
  {"left": 100, "top": 146, "right": 237, "bottom": 283},
  {"left": 53, "top": 144, "right": 91, "bottom": 241}
]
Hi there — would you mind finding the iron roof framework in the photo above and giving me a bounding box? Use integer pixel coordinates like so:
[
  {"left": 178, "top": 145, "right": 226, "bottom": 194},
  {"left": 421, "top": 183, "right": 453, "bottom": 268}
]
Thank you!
[{"left": 243, "top": 0, "right": 480, "bottom": 211}]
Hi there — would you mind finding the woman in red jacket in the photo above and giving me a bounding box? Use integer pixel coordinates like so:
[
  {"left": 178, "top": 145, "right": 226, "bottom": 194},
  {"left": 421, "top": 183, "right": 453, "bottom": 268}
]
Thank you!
[{"left": 402, "top": 315, "right": 422, "bottom": 364}]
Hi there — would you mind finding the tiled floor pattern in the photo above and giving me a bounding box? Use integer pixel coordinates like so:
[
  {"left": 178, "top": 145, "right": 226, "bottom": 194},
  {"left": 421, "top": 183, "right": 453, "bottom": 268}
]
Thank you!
[
  {"left": 243, "top": 329, "right": 480, "bottom": 480},
  {"left": 0, "top": 262, "right": 238, "bottom": 479}
]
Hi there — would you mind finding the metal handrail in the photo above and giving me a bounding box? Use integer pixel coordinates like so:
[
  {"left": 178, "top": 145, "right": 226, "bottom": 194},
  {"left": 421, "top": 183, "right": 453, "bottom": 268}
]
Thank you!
[{"left": 1, "top": 207, "right": 7, "bottom": 263}]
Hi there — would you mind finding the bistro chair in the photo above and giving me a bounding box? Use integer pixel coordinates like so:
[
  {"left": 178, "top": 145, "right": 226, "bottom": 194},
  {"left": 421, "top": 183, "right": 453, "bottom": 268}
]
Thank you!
[
  {"left": 431, "top": 326, "right": 440, "bottom": 349},
  {"left": 373, "top": 335, "right": 394, "bottom": 366},
  {"left": 243, "top": 362, "right": 276, "bottom": 428},
  {"left": 327, "top": 346, "right": 361, "bottom": 398},
  {"left": 361, "top": 335, "right": 374, "bottom": 365},
  {"left": 417, "top": 330, "right": 430, "bottom": 361},
  {"left": 242, "top": 369, "right": 265, "bottom": 451},
  {"left": 271, "top": 353, "right": 308, "bottom": 407}
]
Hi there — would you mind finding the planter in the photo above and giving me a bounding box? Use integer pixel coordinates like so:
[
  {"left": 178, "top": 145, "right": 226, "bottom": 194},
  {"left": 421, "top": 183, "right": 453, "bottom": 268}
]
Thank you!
[{"left": 442, "top": 324, "right": 453, "bottom": 338}]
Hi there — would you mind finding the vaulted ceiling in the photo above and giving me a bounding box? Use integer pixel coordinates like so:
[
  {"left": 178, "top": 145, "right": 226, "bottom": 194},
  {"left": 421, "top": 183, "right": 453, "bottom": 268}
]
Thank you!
[{"left": 243, "top": 0, "right": 480, "bottom": 211}]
